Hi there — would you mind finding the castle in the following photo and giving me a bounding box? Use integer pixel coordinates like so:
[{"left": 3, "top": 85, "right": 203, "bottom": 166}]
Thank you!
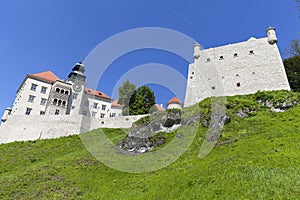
[
  {"left": 0, "top": 27, "right": 291, "bottom": 144},
  {"left": 1, "top": 62, "right": 123, "bottom": 123},
  {"left": 184, "top": 27, "right": 290, "bottom": 106}
]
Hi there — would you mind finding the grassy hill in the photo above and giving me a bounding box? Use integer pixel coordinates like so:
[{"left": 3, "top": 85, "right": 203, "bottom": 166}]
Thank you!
[{"left": 1, "top": 91, "right": 300, "bottom": 199}]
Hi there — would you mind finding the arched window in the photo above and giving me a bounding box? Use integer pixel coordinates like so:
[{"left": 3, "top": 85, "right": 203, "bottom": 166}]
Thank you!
[
  {"left": 56, "top": 88, "right": 60, "bottom": 93},
  {"left": 53, "top": 99, "right": 58, "bottom": 104},
  {"left": 62, "top": 101, "right": 66, "bottom": 106},
  {"left": 65, "top": 91, "right": 69, "bottom": 95},
  {"left": 61, "top": 89, "right": 64, "bottom": 94},
  {"left": 58, "top": 100, "right": 62, "bottom": 106}
]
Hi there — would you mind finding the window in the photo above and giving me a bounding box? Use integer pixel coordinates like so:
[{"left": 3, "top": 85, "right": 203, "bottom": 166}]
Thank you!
[
  {"left": 30, "top": 83, "right": 37, "bottom": 91},
  {"left": 60, "top": 89, "right": 65, "bottom": 94},
  {"left": 65, "top": 91, "right": 69, "bottom": 95},
  {"left": 62, "top": 101, "right": 66, "bottom": 106},
  {"left": 92, "top": 112, "right": 96, "bottom": 117},
  {"left": 249, "top": 50, "right": 254, "bottom": 55},
  {"left": 93, "top": 103, "right": 98, "bottom": 109},
  {"left": 191, "top": 72, "right": 194, "bottom": 75},
  {"left": 84, "top": 101, "right": 89, "bottom": 107},
  {"left": 73, "top": 93, "right": 78, "bottom": 99},
  {"left": 25, "top": 108, "right": 32, "bottom": 115},
  {"left": 58, "top": 100, "right": 62, "bottom": 106},
  {"left": 72, "top": 106, "right": 75, "bottom": 110},
  {"left": 55, "top": 109, "right": 59, "bottom": 115},
  {"left": 53, "top": 99, "right": 58, "bottom": 104},
  {"left": 102, "top": 105, "right": 107, "bottom": 111},
  {"left": 236, "top": 73, "right": 239, "bottom": 77},
  {"left": 28, "top": 95, "right": 35, "bottom": 103},
  {"left": 219, "top": 55, "right": 224, "bottom": 60},
  {"left": 41, "top": 86, "right": 47, "bottom": 94},
  {"left": 234, "top": 53, "right": 238, "bottom": 57},
  {"left": 56, "top": 88, "right": 60, "bottom": 93},
  {"left": 206, "top": 58, "right": 211, "bottom": 62},
  {"left": 211, "top": 86, "right": 216, "bottom": 90},
  {"left": 111, "top": 113, "right": 116, "bottom": 117},
  {"left": 40, "top": 98, "right": 47, "bottom": 105},
  {"left": 83, "top": 110, "right": 87, "bottom": 116},
  {"left": 40, "top": 111, "right": 45, "bottom": 115},
  {"left": 237, "top": 82, "right": 241, "bottom": 87},
  {"left": 100, "top": 113, "right": 105, "bottom": 118}
]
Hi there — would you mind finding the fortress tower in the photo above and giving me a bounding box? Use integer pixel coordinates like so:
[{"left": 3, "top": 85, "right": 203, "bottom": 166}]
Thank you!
[{"left": 184, "top": 27, "right": 290, "bottom": 107}]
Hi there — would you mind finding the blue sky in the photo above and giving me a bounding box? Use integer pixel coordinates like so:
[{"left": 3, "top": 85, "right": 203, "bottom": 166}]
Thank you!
[{"left": 0, "top": 0, "right": 299, "bottom": 115}]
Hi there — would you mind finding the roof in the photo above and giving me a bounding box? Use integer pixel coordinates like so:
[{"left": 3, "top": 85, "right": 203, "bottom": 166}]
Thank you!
[
  {"left": 166, "top": 96, "right": 182, "bottom": 106},
  {"left": 111, "top": 99, "right": 123, "bottom": 108},
  {"left": 154, "top": 104, "right": 165, "bottom": 111},
  {"left": 28, "top": 71, "right": 59, "bottom": 83},
  {"left": 85, "top": 88, "right": 111, "bottom": 100}
]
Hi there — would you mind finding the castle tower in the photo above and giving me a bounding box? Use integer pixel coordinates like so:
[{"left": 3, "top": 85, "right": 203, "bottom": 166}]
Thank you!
[
  {"left": 266, "top": 26, "right": 278, "bottom": 45},
  {"left": 66, "top": 61, "right": 87, "bottom": 115},
  {"left": 1, "top": 107, "right": 12, "bottom": 123},
  {"left": 193, "top": 43, "right": 201, "bottom": 60}
]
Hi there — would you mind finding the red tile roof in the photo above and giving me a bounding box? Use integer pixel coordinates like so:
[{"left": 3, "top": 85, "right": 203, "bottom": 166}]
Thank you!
[
  {"left": 28, "top": 71, "right": 59, "bottom": 83},
  {"left": 111, "top": 100, "right": 123, "bottom": 107},
  {"left": 85, "top": 88, "right": 111, "bottom": 100},
  {"left": 166, "top": 96, "right": 182, "bottom": 106},
  {"left": 154, "top": 104, "right": 165, "bottom": 111}
]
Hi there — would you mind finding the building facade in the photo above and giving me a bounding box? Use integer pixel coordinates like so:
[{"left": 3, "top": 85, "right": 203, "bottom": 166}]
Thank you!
[
  {"left": 184, "top": 27, "right": 291, "bottom": 107},
  {"left": 2, "top": 62, "right": 122, "bottom": 123}
]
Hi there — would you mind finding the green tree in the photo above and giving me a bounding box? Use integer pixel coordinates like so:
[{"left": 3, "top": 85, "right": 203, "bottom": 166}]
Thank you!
[
  {"left": 129, "top": 86, "right": 156, "bottom": 115},
  {"left": 283, "top": 55, "right": 300, "bottom": 91},
  {"left": 117, "top": 80, "right": 136, "bottom": 109},
  {"left": 285, "top": 39, "right": 300, "bottom": 57},
  {"left": 117, "top": 80, "right": 136, "bottom": 116}
]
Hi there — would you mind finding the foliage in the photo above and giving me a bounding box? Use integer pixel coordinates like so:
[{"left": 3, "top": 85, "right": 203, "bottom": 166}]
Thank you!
[
  {"left": 133, "top": 115, "right": 151, "bottom": 125},
  {"left": 1, "top": 91, "right": 300, "bottom": 199},
  {"left": 117, "top": 80, "right": 136, "bottom": 115},
  {"left": 129, "top": 86, "right": 156, "bottom": 115},
  {"left": 284, "top": 55, "right": 300, "bottom": 91}
]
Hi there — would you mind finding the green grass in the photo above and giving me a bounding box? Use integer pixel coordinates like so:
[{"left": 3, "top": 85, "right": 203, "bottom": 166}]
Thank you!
[{"left": 1, "top": 91, "right": 300, "bottom": 199}]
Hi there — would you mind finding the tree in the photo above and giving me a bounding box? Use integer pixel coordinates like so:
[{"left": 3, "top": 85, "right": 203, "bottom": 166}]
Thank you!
[
  {"left": 283, "top": 55, "right": 300, "bottom": 91},
  {"left": 118, "top": 80, "right": 136, "bottom": 106},
  {"left": 285, "top": 39, "right": 300, "bottom": 57},
  {"left": 129, "top": 86, "right": 156, "bottom": 115}
]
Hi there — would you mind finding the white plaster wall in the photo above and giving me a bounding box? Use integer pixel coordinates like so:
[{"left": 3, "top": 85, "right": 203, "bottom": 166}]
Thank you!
[
  {"left": 110, "top": 107, "right": 122, "bottom": 117},
  {"left": 0, "top": 114, "right": 147, "bottom": 144},
  {"left": 185, "top": 37, "right": 290, "bottom": 107},
  {"left": 167, "top": 103, "right": 182, "bottom": 109},
  {"left": 11, "top": 78, "right": 52, "bottom": 116}
]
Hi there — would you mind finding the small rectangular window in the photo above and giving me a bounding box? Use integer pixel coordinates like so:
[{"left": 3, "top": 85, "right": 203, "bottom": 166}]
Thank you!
[
  {"left": 249, "top": 50, "right": 254, "bottom": 54},
  {"left": 28, "top": 95, "right": 35, "bottom": 103},
  {"left": 237, "top": 82, "right": 241, "bottom": 87},
  {"left": 93, "top": 103, "right": 98, "bottom": 109},
  {"left": 55, "top": 109, "right": 59, "bottom": 115},
  {"left": 211, "top": 86, "right": 216, "bottom": 90},
  {"left": 102, "top": 105, "right": 107, "bottom": 111},
  {"left": 100, "top": 113, "right": 105, "bottom": 118},
  {"left": 73, "top": 93, "right": 78, "bottom": 99},
  {"left": 40, "top": 98, "right": 47, "bottom": 105},
  {"left": 219, "top": 56, "right": 224, "bottom": 60},
  {"left": 25, "top": 108, "right": 32, "bottom": 115},
  {"left": 40, "top": 111, "right": 45, "bottom": 115},
  {"left": 30, "top": 83, "right": 37, "bottom": 91},
  {"left": 41, "top": 86, "right": 47, "bottom": 94},
  {"left": 206, "top": 58, "right": 211, "bottom": 62},
  {"left": 234, "top": 53, "right": 238, "bottom": 57},
  {"left": 111, "top": 113, "right": 116, "bottom": 117}
]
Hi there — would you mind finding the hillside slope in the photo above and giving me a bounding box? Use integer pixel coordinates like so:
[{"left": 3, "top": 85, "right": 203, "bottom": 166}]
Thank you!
[{"left": 1, "top": 91, "right": 300, "bottom": 199}]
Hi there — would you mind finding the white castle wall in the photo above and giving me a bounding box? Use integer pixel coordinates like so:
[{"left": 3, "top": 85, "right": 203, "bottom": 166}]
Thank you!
[
  {"left": 0, "top": 114, "right": 146, "bottom": 144},
  {"left": 184, "top": 37, "right": 290, "bottom": 106}
]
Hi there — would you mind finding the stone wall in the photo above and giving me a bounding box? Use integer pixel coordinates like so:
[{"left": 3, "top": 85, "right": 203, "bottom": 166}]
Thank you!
[
  {"left": 185, "top": 37, "right": 290, "bottom": 107},
  {"left": 0, "top": 114, "right": 146, "bottom": 144}
]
